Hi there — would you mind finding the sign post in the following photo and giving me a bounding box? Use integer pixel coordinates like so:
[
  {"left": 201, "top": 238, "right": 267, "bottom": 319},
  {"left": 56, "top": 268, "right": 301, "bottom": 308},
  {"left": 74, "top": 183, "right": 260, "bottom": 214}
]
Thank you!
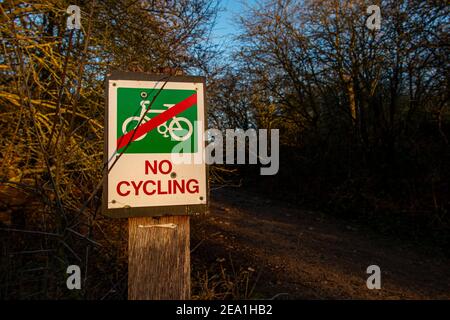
[
  {"left": 128, "top": 215, "right": 190, "bottom": 299},
  {"left": 104, "top": 72, "right": 208, "bottom": 299}
]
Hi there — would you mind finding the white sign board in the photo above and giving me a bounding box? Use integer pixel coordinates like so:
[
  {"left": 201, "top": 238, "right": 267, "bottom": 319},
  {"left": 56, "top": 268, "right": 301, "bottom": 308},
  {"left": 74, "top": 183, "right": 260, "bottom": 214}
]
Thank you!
[{"left": 103, "top": 72, "right": 208, "bottom": 218}]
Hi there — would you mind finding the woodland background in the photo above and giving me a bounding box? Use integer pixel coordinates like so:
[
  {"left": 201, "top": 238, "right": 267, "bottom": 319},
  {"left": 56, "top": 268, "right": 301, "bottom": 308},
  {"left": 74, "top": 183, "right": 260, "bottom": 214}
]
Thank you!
[{"left": 0, "top": 0, "right": 448, "bottom": 299}]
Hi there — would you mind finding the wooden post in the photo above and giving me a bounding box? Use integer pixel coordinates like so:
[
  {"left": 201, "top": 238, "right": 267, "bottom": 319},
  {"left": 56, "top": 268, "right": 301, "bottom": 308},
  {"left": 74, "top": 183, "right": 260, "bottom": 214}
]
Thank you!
[{"left": 128, "top": 215, "right": 190, "bottom": 300}]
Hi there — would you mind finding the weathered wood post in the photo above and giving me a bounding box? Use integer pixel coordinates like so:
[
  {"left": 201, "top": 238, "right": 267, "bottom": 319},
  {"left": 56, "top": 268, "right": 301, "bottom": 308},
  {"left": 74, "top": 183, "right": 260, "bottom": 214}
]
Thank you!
[{"left": 128, "top": 215, "right": 190, "bottom": 299}]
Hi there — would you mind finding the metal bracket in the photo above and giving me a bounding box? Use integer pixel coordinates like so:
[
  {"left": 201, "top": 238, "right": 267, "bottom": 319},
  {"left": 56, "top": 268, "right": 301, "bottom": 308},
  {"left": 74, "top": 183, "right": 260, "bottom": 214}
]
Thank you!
[{"left": 137, "top": 223, "right": 177, "bottom": 229}]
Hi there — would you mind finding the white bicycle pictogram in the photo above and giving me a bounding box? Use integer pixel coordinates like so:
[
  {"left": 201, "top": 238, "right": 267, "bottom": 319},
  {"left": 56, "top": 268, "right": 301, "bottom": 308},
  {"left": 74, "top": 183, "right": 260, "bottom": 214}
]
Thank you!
[{"left": 122, "top": 95, "right": 193, "bottom": 142}]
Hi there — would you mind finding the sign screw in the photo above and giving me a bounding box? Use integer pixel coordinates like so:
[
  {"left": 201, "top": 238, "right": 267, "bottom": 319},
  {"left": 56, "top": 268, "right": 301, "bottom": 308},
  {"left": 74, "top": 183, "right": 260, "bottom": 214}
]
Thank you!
[
  {"left": 112, "top": 83, "right": 116, "bottom": 86},
  {"left": 170, "top": 172, "right": 177, "bottom": 178}
]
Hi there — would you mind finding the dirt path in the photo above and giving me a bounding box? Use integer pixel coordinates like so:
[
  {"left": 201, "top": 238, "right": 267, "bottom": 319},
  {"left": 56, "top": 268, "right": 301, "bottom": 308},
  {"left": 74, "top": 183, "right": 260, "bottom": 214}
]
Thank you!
[{"left": 192, "top": 188, "right": 450, "bottom": 299}]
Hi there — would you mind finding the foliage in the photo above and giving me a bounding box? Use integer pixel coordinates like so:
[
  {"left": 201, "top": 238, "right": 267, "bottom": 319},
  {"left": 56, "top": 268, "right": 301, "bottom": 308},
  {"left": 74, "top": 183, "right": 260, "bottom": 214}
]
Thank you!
[
  {"left": 0, "top": 0, "right": 218, "bottom": 299},
  {"left": 222, "top": 0, "right": 450, "bottom": 246}
]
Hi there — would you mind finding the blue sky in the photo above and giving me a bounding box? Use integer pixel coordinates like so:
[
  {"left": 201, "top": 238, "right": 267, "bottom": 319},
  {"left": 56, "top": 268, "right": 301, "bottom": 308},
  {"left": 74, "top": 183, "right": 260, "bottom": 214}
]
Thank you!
[{"left": 210, "top": 0, "right": 258, "bottom": 54}]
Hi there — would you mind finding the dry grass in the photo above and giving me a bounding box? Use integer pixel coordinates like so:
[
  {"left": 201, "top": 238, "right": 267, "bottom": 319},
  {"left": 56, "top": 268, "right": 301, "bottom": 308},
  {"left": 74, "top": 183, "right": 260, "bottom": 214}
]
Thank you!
[{"left": 192, "top": 256, "right": 260, "bottom": 300}]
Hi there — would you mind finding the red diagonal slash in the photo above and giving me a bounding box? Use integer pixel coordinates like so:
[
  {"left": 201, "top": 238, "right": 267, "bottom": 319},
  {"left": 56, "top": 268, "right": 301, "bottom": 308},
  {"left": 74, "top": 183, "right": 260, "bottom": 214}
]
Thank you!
[{"left": 117, "top": 93, "right": 197, "bottom": 150}]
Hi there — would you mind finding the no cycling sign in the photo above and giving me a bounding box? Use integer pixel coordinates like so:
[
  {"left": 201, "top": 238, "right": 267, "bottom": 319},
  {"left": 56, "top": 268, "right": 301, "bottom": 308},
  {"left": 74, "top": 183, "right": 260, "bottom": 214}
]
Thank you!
[{"left": 103, "top": 72, "right": 208, "bottom": 218}]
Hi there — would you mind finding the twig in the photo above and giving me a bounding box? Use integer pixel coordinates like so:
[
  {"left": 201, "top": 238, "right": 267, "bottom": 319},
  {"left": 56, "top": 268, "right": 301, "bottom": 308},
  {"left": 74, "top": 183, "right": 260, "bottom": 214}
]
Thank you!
[{"left": 0, "top": 227, "right": 60, "bottom": 237}]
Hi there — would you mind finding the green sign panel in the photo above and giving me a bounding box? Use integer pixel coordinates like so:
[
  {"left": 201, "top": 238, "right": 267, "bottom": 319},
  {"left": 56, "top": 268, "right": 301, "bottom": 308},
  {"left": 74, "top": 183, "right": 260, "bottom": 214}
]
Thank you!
[{"left": 117, "top": 88, "right": 198, "bottom": 153}]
